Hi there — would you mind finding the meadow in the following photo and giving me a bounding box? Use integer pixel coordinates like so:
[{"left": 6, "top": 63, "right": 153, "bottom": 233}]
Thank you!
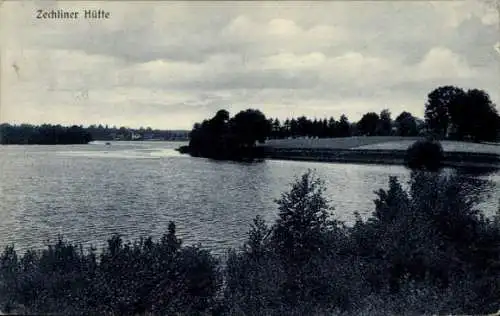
[{"left": 262, "top": 136, "right": 500, "bottom": 155}]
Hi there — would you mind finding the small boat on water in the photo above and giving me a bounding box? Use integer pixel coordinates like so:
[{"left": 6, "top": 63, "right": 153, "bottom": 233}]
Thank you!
[{"left": 105, "top": 142, "right": 111, "bottom": 146}]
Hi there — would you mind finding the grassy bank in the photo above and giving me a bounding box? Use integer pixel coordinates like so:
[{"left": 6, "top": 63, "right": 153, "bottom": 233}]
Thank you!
[
  {"left": 262, "top": 136, "right": 500, "bottom": 154},
  {"left": 262, "top": 147, "right": 500, "bottom": 169},
  {"left": 178, "top": 137, "right": 500, "bottom": 169},
  {"left": 1, "top": 170, "right": 500, "bottom": 315},
  {"left": 262, "top": 136, "right": 424, "bottom": 150},
  {"left": 259, "top": 137, "right": 500, "bottom": 169}
]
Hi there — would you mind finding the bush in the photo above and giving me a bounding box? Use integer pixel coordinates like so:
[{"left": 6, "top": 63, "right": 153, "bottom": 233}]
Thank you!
[
  {"left": 270, "top": 170, "right": 338, "bottom": 263},
  {"left": 0, "top": 222, "right": 221, "bottom": 315},
  {"left": 225, "top": 170, "right": 500, "bottom": 315},
  {"left": 405, "top": 139, "right": 444, "bottom": 171}
]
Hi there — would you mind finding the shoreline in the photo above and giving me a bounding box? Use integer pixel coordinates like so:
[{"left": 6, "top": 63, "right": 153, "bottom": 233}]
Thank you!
[
  {"left": 177, "top": 145, "right": 500, "bottom": 170},
  {"left": 261, "top": 146, "right": 500, "bottom": 170},
  {"left": 177, "top": 136, "right": 500, "bottom": 171}
]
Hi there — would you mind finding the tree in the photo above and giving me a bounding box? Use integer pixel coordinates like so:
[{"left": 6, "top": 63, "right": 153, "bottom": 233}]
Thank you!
[
  {"left": 320, "top": 119, "right": 329, "bottom": 138},
  {"left": 449, "top": 89, "right": 500, "bottom": 142},
  {"left": 425, "top": 86, "right": 500, "bottom": 141},
  {"left": 271, "top": 118, "right": 282, "bottom": 139},
  {"left": 283, "top": 119, "right": 291, "bottom": 138},
  {"left": 405, "top": 140, "right": 444, "bottom": 172},
  {"left": 311, "top": 119, "right": 320, "bottom": 138},
  {"left": 357, "top": 112, "right": 380, "bottom": 136},
  {"left": 377, "top": 109, "right": 393, "bottom": 136},
  {"left": 290, "top": 119, "right": 299, "bottom": 138},
  {"left": 188, "top": 110, "right": 232, "bottom": 158},
  {"left": 296, "top": 116, "right": 310, "bottom": 137},
  {"left": 230, "top": 109, "right": 270, "bottom": 147},
  {"left": 424, "top": 86, "right": 467, "bottom": 138},
  {"left": 161, "top": 222, "right": 181, "bottom": 254},
  {"left": 271, "top": 170, "right": 334, "bottom": 264},
  {"left": 187, "top": 108, "right": 272, "bottom": 159},
  {"left": 337, "top": 115, "right": 351, "bottom": 137},
  {"left": 244, "top": 215, "right": 270, "bottom": 259},
  {"left": 327, "top": 117, "right": 336, "bottom": 137},
  {"left": 214, "top": 109, "right": 230, "bottom": 123},
  {"left": 395, "top": 111, "right": 418, "bottom": 136}
]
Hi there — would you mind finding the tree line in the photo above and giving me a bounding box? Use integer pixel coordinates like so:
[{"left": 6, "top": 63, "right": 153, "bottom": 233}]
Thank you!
[
  {"left": 185, "top": 85, "right": 499, "bottom": 160},
  {"left": 0, "top": 124, "right": 93, "bottom": 145},
  {"left": 1, "top": 169, "right": 499, "bottom": 315},
  {"left": 266, "top": 109, "right": 423, "bottom": 139},
  {"left": 86, "top": 125, "right": 189, "bottom": 141},
  {"left": 0, "top": 124, "right": 190, "bottom": 145},
  {"left": 261, "top": 86, "right": 500, "bottom": 141},
  {"left": 268, "top": 85, "right": 499, "bottom": 141},
  {"left": 3, "top": 85, "right": 498, "bottom": 146}
]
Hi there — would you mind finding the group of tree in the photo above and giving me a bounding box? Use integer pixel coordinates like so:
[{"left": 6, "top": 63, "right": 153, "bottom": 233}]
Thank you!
[
  {"left": 0, "top": 124, "right": 93, "bottom": 145},
  {"left": 0, "top": 222, "right": 219, "bottom": 315},
  {"left": 267, "top": 114, "right": 352, "bottom": 139},
  {"left": 0, "top": 123, "right": 190, "bottom": 144},
  {"left": 425, "top": 85, "right": 500, "bottom": 142},
  {"left": 187, "top": 108, "right": 425, "bottom": 159},
  {"left": 86, "top": 124, "right": 189, "bottom": 141},
  {"left": 271, "top": 85, "right": 500, "bottom": 141},
  {"left": 223, "top": 170, "right": 500, "bottom": 315},
  {"left": 266, "top": 109, "right": 423, "bottom": 139},
  {"left": 356, "top": 109, "right": 393, "bottom": 136},
  {"left": 186, "top": 85, "right": 499, "bottom": 157},
  {"left": 189, "top": 109, "right": 425, "bottom": 152},
  {"left": 1, "top": 168, "right": 499, "bottom": 315},
  {"left": 186, "top": 109, "right": 270, "bottom": 160}
]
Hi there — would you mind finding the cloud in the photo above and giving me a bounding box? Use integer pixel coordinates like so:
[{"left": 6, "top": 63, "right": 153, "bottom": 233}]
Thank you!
[
  {"left": 1, "top": 0, "right": 498, "bottom": 129},
  {"left": 414, "top": 47, "right": 478, "bottom": 80}
]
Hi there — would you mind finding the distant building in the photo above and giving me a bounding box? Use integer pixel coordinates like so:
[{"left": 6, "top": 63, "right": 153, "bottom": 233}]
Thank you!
[{"left": 131, "top": 132, "right": 142, "bottom": 140}]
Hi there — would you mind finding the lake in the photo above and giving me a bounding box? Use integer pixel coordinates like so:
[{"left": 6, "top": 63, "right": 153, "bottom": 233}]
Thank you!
[{"left": 0, "top": 141, "right": 499, "bottom": 256}]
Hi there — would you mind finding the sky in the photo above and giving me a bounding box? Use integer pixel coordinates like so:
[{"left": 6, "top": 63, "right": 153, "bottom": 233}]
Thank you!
[{"left": 1, "top": 0, "right": 499, "bottom": 130}]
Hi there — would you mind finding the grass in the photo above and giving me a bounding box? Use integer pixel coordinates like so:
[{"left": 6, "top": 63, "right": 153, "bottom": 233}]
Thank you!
[
  {"left": 357, "top": 140, "right": 500, "bottom": 154},
  {"left": 262, "top": 136, "right": 423, "bottom": 150},
  {"left": 262, "top": 136, "right": 500, "bottom": 155}
]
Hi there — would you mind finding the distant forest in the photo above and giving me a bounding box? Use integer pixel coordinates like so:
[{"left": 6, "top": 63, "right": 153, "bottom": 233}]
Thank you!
[
  {"left": 0, "top": 124, "right": 92, "bottom": 145},
  {"left": 0, "top": 124, "right": 189, "bottom": 145}
]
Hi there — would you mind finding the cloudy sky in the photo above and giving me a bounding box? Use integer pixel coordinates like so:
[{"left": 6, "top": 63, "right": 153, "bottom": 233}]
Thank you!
[{"left": 1, "top": 0, "right": 499, "bottom": 129}]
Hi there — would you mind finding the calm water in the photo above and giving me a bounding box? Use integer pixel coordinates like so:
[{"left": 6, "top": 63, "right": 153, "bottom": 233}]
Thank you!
[{"left": 0, "top": 141, "right": 499, "bottom": 256}]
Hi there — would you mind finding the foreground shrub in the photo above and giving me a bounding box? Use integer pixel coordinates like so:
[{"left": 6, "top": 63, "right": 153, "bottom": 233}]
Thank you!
[
  {"left": 225, "top": 170, "right": 500, "bottom": 315},
  {"left": 354, "top": 171, "right": 500, "bottom": 314},
  {"left": 0, "top": 222, "right": 221, "bottom": 315},
  {"left": 224, "top": 171, "right": 363, "bottom": 314},
  {"left": 405, "top": 139, "right": 444, "bottom": 171}
]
